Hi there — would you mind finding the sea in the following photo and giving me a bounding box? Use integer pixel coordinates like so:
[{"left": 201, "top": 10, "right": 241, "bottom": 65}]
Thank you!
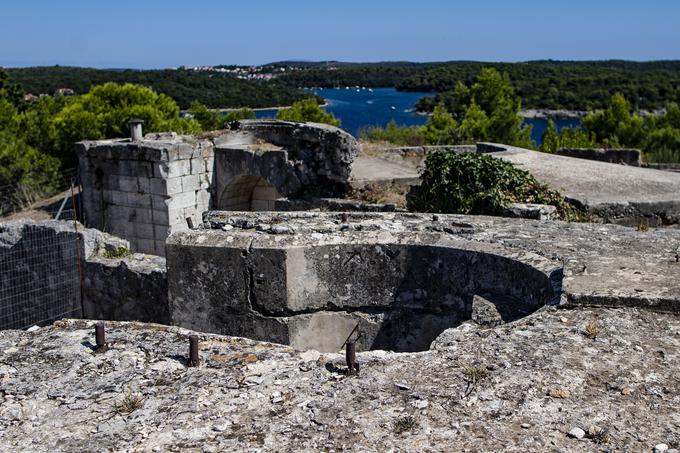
[{"left": 254, "top": 87, "right": 581, "bottom": 145}]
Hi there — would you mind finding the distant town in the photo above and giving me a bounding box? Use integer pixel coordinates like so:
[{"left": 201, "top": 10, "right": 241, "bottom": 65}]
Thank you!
[{"left": 179, "top": 64, "right": 315, "bottom": 81}]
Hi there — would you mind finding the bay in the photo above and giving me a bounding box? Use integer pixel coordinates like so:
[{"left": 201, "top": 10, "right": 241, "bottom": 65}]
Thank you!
[{"left": 255, "top": 87, "right": 581, "bottom": 145}]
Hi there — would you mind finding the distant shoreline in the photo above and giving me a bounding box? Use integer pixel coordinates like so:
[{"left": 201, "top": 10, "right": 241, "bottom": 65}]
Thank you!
[{"left": 208, "top": 102, "right": 330, "bottom": 114}]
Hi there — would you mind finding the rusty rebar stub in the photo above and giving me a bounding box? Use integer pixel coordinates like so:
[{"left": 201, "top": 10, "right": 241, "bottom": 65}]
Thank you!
[
  {"left": 94, "top": 322, "right": 108, "bottom": 353},
  {"left": 188, "top": 335, "right": 200, "bottom": 367},
  {"left": 345, "top": 341, "right": 359, "bottom": 376}
]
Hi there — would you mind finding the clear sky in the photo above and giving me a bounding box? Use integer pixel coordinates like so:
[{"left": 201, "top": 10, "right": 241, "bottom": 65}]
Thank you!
[{"left": 2, "top": 0, "right": 679, "bottom": 68}]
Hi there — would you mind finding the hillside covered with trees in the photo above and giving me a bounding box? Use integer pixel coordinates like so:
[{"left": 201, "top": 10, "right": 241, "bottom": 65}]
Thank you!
[
  {"left": 273, "top": 60, "right": 680, "bottom": 112},
  {"left": 6, "top": 66, "right": 314, "bottom": 109}
]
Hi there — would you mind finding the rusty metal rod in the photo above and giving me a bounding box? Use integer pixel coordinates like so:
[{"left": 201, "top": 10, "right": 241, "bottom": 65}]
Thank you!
[
  {"left": 188, "top": 335, "right": 200, "bottom": 367},
  {"left": 346, "top": 341, "right": 358, "bottom": 375},
  {"left": 95, "top": 323, "right": 106, "bottom": 350}
]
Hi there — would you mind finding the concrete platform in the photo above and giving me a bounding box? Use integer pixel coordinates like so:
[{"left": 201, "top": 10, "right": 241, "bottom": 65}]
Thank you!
[
  {"left": 352, "top": 143, "right": 680, "bottom": 225},
  {"left": 493, "top": 144, "right": 680, "bottom": 224}
]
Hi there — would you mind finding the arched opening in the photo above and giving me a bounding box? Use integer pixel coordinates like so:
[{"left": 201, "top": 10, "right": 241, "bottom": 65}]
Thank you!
[{"left": 218, "top": 175, "right": 281, "bottom": 211}]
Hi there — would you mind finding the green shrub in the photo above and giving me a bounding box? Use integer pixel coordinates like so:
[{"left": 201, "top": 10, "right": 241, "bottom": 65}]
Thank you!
[
  {"left": 360, "top": 120, "right": 425, "bottom": 146},
  {"left": 276, "top": 98, "right": 340, "bottom": 126},
  {"left": 540, "top": 120, "right": 598, "bottom": 153},
  {"left": 407, "top": 152, "right": 588, "bottom": 221},
  {"left": 102, "top": 246, "right": 132, "bottom": 259}
]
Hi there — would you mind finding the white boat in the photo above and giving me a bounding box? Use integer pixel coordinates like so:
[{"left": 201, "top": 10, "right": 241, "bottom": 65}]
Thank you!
[
  {"left": 368, "top": 88, "right": 373, "bottom": 93},
  {"left": 390, "top": 106, "right": 396, "bottom": 110}
]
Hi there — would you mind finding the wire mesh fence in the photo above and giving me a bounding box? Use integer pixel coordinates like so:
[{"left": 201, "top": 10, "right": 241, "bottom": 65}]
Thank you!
[{"left": 0, "top": 221, "right": 83, "bottom": 330}]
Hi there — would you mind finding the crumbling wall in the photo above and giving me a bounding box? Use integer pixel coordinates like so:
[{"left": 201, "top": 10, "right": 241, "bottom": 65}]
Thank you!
[
  {"left": 76, "top": 133, "right": 214, "bottom": 255},
  {"left": 82, "top": 254, "right": 169, "bottom": 324},
  {"left": 167, "top": 212, "right": 559, "bottom": 352},
  {"left": 213, "top": 120, "right": 359, "bottom": 209},
  {"left": 77, "top": 122, "right": 359, "bottom": 253}
]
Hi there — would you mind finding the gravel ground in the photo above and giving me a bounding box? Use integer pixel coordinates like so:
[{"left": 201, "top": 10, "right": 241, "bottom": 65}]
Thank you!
[{"left": 0, "top": 306, "right": 678, "bottom": 452}]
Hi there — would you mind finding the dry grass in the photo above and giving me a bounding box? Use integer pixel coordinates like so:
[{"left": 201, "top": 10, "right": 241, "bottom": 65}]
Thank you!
[
  {"left": 637, "top": 219, "right": 650, "bottom": 232},
  {"left": 584, "top": 320, "right": 602, "bottom": 339},
  {"left": 350, "top": 183, "right": 408, "bottom": 208},
  {"left": 114, "top": 392, "right": 144, "bottom": 414},
  {"left": 464, "top": 365, "right": 490, "bottom": 385},
  {"left": 393, "top": 415, "right": 418, "bottom": 434}
]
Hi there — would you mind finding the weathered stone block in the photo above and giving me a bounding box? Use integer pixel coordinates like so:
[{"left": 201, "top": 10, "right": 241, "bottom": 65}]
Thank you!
[
  {"left": 167, "top": 191, "right": 196, "bottom": 211},
  {"left": 134, "top": 222, "right": 155, "bottom": 240},
  {"left": 118, "top": 176, "right": 139, "bottom": 193},
  {"left": 181, "top": 174, "right": 201, "bottom": 192},
  {"left": 136, "top": 239, "right": 156, "bottom": 255}
]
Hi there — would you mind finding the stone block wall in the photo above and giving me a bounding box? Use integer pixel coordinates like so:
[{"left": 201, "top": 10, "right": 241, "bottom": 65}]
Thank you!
[
  {"left": 76, "top": 133, "right": 214, "bottom": 255},
  {"left": 83, "top": 254, "right": 169, "bottom": 324}
]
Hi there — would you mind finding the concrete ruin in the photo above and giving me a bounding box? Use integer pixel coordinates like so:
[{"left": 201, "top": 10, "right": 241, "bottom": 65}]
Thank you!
[
  {"left": 167, "top": 212, "right": 561, "bottom": 352},
  {"left": 3, "top": 120, "right": 680, "bottom": 451},
  {"left": 77, "top": 120, "right": 359, "bottom": 255},
  {"left": 353, "top": 142, "right": 680, "bottom": 226}
]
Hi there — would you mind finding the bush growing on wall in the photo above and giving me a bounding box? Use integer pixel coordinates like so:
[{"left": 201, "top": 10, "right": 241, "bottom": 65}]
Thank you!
[{"left": 407, "top": 152, "right": 588, "bottom": 221}]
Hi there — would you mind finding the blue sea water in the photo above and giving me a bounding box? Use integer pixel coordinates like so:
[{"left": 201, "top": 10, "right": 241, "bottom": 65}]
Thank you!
[{"left": 255, "top": 87, "right": 581, "bottom": 145}]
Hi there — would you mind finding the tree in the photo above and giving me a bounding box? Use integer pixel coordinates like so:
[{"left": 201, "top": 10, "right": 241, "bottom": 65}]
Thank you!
[
  {"left": 0, "top": 131, "right": 60, "bottom": 213},
  {"left": 0, "top": 68, "right": 24, "bottom": 109},
  {"left": 644, "top": 126, "right": 680, "bottom": 163},
  {"left": 421, "top": 103, "right": 458, "bottom": 144},
  {"left": 51, "top": 83, "right": 201, "bottom": 166},
  {"left": 189, "top": 101, "right": 224, "bottom": 131},
  {"left": 224, "top": 107, "right": 256, "bottom": 122},
  {"left": 277, "top": 98, "right": 340, "bottom": 126},
  {"left": 582, "top": 93, "right": 644, "bottom": 148},
  {"left": 540, "top": 120, "right": 597, "bottom": 153},
  {"left": 421, "top": 68, "right": 532, "bottom": 147}
]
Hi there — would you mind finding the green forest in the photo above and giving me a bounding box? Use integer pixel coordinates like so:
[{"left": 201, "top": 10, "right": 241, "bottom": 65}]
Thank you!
[
  {"left": 3, "top": 62, "right": 680, "bottom": 216},
  {"left": 0, "top": 67, "right": 336, "bottom": 214},
  {"left": 6, "top": 66, "right": 314, "bottom": 109},
  {"left": 362, "top": 68, "right": 680, "bottom": 164},
  {"left": 274, "top": 60, "right": 680, "bottom": 111}
]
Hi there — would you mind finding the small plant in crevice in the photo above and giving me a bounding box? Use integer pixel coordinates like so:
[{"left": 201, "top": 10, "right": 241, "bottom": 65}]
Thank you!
[
  {"left": 636, "top": 219, "right": 650, "bottom": 232},
  {"left": 587, "top": 426, "right": 610, "bottom": 444},
  {"left": 393, "top": 415, "right": 419, "bottom": 434},
  {"left": 103, "top": 246, "right": 132, "bottom": 259},
  {"left": 113, "top": 391, "right": 145, "bottom": 414},
  {"left": 584, "top": 320, "right": 601, "bottom": 340},
  {"left": 464, "top": 365, "right": 490, "bottom": 385}
]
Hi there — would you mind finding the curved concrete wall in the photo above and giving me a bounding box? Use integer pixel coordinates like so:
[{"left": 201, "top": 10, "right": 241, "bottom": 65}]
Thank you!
[{"left": 167, "top": 229, "right": 559, "bottom": 352}]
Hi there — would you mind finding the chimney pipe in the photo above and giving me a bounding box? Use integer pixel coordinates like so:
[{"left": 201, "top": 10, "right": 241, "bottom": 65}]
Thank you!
[{"left": 128, "top": 118, "right": 144, "bottom": 141}]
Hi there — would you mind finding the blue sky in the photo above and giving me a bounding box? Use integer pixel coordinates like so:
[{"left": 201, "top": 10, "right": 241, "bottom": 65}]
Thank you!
[{"left": 2, "top": 0, "right": 679, "bottom": 68}]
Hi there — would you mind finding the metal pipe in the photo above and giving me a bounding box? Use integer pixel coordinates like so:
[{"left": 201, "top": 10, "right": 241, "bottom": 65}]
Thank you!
[
  {"left": 128, "top": 118, "right": 144, "bottom": 141},
  {"left": 188, "top": 335, "right": 200, "bottom": 367},
  {"left": 95, "top": 323, "right": 106, "bottom": 350},
  {"left": 346, "top": 341, "right": 358, "bottom": 375}
]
